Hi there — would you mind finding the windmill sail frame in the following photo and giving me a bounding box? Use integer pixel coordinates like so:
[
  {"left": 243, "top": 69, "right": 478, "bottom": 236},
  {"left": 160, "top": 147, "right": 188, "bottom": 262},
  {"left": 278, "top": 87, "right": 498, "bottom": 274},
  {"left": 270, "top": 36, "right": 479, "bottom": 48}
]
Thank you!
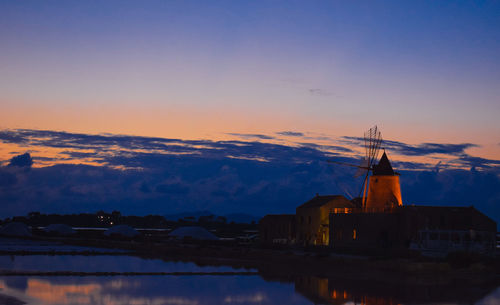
[
  {"left": 360, "top": 126, "right": 383, "bottom": 207},
  {"left": 326, "top": 126, "right": 383, "bottom": 207}
]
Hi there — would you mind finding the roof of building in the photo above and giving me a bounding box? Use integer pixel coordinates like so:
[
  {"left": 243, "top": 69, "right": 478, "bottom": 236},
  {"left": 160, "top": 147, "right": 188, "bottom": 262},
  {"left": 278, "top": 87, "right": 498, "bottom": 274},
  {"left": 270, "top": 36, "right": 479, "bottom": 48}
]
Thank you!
[
  {"left": 373, "top": 151, "right": 395, "bottom": 176},
  {"left": 400, "top": 205, "right": 477, "bottom": 212},
  {"left": 398, "top": 205, "right": 496, "bottom": 229},
  {"left": 297, "top": 195, "right": 353, "bottom": 209}
]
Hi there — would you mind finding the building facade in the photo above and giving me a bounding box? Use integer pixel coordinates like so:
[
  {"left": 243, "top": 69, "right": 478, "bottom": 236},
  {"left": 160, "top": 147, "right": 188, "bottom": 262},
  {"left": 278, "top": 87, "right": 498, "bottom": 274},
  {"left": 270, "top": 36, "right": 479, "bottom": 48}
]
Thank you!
[
  {"left": 296, "top": 195, "right": 353, "bottom": 246},
  {"left": 330, "top": 205, "right": 497, "bottom": 255}
]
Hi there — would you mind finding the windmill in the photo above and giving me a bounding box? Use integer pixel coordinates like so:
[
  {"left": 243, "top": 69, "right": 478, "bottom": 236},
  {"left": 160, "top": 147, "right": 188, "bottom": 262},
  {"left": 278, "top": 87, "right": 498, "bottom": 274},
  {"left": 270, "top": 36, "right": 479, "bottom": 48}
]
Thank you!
[
  {"left": 328, "top": 126, "right": 383, "bottom": 207},
  {"left": 359, "top": 126, "right": 383, "bottom": 207}
]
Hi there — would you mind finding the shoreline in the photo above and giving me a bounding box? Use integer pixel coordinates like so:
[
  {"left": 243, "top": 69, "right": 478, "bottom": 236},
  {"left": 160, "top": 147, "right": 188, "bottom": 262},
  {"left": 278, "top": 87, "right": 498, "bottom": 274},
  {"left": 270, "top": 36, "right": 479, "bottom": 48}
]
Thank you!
[{"left": 2, "top": 236, "right": 499, "bottom": 284}]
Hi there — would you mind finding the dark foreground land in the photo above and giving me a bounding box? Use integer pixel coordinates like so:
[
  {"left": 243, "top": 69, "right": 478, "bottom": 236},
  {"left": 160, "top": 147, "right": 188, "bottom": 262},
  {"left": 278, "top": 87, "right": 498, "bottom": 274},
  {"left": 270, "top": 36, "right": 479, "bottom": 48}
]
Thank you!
[
  {"left": 3, "top": 233, "right": 500, "bottom": 282},
  {"left": 1, "top": 234, "right": 500, "bottom": 305}
]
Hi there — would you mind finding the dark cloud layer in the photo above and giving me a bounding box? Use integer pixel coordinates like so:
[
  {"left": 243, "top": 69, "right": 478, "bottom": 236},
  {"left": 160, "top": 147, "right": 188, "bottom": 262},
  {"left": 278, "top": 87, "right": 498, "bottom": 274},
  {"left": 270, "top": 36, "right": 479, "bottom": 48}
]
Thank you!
[
  {"left": 341, "top": 136, "right": 500, "bottom": 169},
  {"left": 342, "top": 136, "right": 476, "bottom": 156},
  {"left": 1, "top": 129, "right": 499, "bottom": 227},
  {"left": 8, "top": 153, "right": 33, "bottom": 168}
]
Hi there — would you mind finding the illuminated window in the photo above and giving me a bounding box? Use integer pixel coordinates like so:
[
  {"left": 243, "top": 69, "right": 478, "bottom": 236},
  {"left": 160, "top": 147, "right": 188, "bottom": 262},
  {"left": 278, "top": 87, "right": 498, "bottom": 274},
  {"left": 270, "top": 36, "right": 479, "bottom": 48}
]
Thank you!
[{"left": 352, "top": 229, "right": 357, "bottom": 240}]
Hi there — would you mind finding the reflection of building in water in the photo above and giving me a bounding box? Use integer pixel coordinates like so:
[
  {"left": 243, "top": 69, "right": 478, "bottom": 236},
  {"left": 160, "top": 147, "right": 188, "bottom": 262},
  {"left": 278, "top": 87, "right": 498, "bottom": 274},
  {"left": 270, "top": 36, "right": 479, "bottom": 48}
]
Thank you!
[
  {"left": 295, "top": 276, "right": 359, "bottom": 305},
  {"left": 260, "top": 150, "right": 497, "bottom": 255},
  {"left": 293, "top": 275, "right": 496, "bottom": 305},
  {"left": 294, "top": 276, "right": 400, "bottom": 305}
]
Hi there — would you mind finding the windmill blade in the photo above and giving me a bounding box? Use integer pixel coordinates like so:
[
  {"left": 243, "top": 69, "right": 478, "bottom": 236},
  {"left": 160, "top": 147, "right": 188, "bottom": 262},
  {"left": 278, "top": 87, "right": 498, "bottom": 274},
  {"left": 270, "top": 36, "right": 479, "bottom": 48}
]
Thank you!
[
  {"left": 354, "top": 157, "right": 369, "bottom": 178},
  {"left": 327, "top": 159, "right": 370, "bottom": 170},
  {"left": 359, "top": 125, "right": 383, "bottom": 207},
  {"left": 364, "top": 125, "right": 383, "bottom": 168}
]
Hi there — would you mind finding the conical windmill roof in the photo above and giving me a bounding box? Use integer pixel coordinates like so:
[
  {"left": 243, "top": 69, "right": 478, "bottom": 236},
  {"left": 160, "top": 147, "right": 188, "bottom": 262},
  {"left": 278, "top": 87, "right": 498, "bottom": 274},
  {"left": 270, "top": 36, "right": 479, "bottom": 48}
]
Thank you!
[{"left": 373, "top": 152, "right": 395, "bottom": 176}]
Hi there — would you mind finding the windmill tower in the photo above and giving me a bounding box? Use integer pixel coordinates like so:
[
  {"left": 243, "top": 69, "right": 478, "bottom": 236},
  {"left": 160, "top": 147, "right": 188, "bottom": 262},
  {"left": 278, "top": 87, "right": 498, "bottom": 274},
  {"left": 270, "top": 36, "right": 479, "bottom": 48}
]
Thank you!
[
  {"left": 364, "top": 150, "right": 403, "bottom": 210},
  {"left": 329, "top": 126, "right": 403, "bottom": 210},
  {"left": 357, "top": 126, "right": 403, "bottom": 210}
]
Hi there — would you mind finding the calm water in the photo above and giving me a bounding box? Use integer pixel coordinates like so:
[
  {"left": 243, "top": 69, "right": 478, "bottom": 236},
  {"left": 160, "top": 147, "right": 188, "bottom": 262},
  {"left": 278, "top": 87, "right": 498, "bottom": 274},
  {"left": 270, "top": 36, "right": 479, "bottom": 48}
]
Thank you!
[
  {"left": 0, "top": 255, "right": 498, "bottom": 305},
  {"left": 0, "top": 255, "right": 249, "bottom": 273}
]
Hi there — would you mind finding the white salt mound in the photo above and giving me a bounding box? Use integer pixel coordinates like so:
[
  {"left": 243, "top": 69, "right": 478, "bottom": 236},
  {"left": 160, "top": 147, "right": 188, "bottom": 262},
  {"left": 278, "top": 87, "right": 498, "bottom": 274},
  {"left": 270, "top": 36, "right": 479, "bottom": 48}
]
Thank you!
[
  {"left": 104, "top": 225, "right": 139, "bottom": 237},
  {"left": 0, "top": 222, "right": 32, "bottom": 237},
  {"left": 169, "top": 226, "right": 219, "bottom": 240},
  {"left": 44, "top": 224, "right": 76, "bottom": 235}
]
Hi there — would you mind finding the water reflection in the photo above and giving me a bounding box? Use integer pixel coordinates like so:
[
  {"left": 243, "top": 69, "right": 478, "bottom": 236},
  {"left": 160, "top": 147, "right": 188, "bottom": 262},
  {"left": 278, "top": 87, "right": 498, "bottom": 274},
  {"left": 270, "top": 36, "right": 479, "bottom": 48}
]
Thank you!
[
  {"left": 0, "top": 253, "right": 499, "bottom": 305},
  {"left": 293, "top": 275, "right": 500, "bottom": 305},
  {"left": 0, "top": 255, "right": 247, "bottom": 273},
  {"left": 0, "top": 276, "right": 306, "bottom": 305},
  {"left": 0, "top": 275, "right": 498, "bottom": 305}
]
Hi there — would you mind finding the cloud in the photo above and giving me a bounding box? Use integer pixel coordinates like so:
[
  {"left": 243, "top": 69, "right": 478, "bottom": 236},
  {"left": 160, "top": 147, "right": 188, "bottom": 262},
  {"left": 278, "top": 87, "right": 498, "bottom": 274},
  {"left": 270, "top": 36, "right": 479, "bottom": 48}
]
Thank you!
[
  {"left": 1, "top": 129, "right": 488, "bottom": 171},
  {"left": 0, "top": 128, "right": 500, "bottom": 227},
  {"left": 155, "top": 183, "right": 190, "bottom": 195},
  {"left": 298, "top": 142, "right": 353, "bottom": 154},
  {"left": 342, "top": 136, "right": 477, "bottom": 157},
  {"left": 308, "top": 88, "right": 333, "bottom": 96},
  {"left": 227, "top": 133, "right": 274, "bottom": 140},
  {"left": 0, "top": 170, "right": 17, "bottom": 186},
  {"left": 0, "top": 130, "right": 29, "bottom": 144},
  {"left": 276, "top": 131, "right": 304, "bottom": 137},
  {"left": 455, "top": 155, "right": 500, "bottom": 170},
  {"left": 60, "top": 151, "right": 99, "bottom": 159},
  {"left": 9, "top": 152, "right": 33, "bottom": 168}
]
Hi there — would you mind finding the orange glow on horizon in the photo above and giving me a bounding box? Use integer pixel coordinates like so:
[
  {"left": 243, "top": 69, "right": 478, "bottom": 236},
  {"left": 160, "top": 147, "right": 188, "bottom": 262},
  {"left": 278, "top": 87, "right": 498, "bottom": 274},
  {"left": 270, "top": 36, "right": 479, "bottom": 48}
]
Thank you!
[{"left": 1, "top": 99, "right": 499, "bottom": 169}]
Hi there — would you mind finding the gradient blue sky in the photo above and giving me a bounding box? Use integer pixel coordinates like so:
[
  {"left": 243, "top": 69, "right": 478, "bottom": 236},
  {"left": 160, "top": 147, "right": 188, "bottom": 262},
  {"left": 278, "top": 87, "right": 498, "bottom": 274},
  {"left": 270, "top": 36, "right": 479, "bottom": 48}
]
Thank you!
[
  {"left": 1, "top": 1, "right": 500, "bottom": 221},
  {"left": 1, "top": 0, "right": 499, "bottom": 159}
]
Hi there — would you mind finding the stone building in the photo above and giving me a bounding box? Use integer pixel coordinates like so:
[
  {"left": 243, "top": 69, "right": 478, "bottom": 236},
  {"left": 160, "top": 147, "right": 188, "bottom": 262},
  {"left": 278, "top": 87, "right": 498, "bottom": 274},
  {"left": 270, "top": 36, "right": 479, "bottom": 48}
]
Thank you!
[
  {"left": 296, "top": 195, "right": 353, "bottom": 246},
  {"left": 330, "top": 205, "right": 497, "bottom": 255}
]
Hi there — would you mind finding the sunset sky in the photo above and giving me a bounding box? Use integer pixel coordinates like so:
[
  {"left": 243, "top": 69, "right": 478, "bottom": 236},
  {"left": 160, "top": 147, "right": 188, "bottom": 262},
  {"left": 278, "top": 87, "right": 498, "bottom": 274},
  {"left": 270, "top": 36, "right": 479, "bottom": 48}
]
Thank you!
[
  {"left": 1, "top": 1, "right": 500, "bottom": 220},
  {"left": 1, "top": 1, "right": 499, "bottom": 154}
]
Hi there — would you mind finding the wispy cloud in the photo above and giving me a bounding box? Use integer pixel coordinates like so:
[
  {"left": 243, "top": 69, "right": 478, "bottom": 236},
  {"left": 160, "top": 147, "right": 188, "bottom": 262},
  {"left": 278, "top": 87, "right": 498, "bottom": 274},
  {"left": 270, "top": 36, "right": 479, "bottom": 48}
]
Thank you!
[
  {"left": 342, "top": 136, "right": 477, "bottom": 157},
  {"left": 308, "top": 88, "right": 333, "bottom": 96},
  {"left": 276, "top": 131, "right": 304, "bottom": 137},
  {"left": 227, "top": 133, "right": 274, "bottom": 140}
]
